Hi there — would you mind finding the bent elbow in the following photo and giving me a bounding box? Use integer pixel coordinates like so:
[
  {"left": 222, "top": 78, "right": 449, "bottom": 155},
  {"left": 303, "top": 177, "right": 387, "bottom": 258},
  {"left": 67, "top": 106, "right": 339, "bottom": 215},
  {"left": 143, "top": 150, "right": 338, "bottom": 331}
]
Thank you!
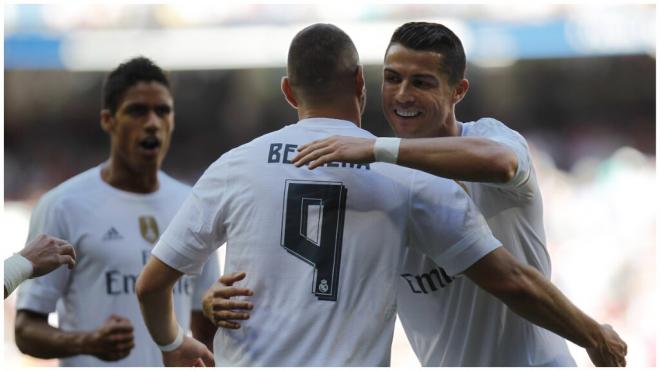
[
  {"left": 135, "top": 274, "right": 151, "bottom": 302},
  {"left": 14, "top": 323, "right": 28, "bottom": 353},
  {"left": 492, "top": 151, "right": 517, "bottom": 183},
  {"left": 14, "top": 312, "right": 38, "bottom": 356}
]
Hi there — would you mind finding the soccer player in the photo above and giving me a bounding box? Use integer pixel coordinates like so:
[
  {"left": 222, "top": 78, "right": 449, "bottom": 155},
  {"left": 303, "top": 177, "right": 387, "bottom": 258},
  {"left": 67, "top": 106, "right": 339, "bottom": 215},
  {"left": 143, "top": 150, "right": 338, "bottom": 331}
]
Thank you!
[
  {"left": 4, "top": 234, "right": 76, "bottom": 299},
  {"left": 14, "top": 57, "right": 219, "bottom": 366},
  {"left": 136, "top": 24, "right": 625, "bottom": 367},
  {"left": 291, "top": 22, "right": 626, "bottom": 366}
]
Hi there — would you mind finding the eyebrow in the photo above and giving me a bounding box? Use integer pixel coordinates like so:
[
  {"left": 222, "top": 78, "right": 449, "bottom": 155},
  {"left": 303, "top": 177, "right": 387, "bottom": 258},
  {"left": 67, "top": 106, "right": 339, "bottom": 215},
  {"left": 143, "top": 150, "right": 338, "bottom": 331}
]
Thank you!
[
  {"left": 124, "top": 102, "right": 172, "bottom": 109},
  {"left": 384, "top": 68, "right": 438, "bottom": 81}
]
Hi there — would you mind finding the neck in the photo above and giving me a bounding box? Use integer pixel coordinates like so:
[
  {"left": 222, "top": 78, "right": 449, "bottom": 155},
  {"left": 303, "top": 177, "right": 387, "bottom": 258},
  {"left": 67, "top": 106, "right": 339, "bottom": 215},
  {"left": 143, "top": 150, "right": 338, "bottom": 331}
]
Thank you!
[
  {"left": 436, "top": 112, "right": 460, "bottom": 137},
  {"left": 297, "top": 98, "right": 361, "bottom": 127},
  {"left": 101, "top": 157, "right": 160, "bottom": 194}
]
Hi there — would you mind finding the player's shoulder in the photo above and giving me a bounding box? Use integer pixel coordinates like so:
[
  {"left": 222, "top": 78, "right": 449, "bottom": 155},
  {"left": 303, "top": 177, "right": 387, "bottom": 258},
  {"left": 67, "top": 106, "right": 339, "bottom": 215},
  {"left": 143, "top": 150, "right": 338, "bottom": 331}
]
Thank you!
[
  {"left": 199, "top": 129, "right": 280, "bottom": 176},
  {"left": 463, "top": 117, "right": 511, "bottom": 134},
  {"left": 371, "top": 161, "right": 457, "bottom": 197},
  {"left": 464, "top": 117, "right": 526, "bottom": 142},
  {"left": 36, "top": 166, "right": 105, "bottom": 209}
]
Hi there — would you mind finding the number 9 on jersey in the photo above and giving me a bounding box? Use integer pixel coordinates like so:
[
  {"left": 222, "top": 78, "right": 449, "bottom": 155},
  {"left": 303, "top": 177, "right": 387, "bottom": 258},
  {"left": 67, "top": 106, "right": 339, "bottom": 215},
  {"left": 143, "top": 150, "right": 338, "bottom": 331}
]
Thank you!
[{"left": 280, "top": 180, "right": 347, "bottom": 301}]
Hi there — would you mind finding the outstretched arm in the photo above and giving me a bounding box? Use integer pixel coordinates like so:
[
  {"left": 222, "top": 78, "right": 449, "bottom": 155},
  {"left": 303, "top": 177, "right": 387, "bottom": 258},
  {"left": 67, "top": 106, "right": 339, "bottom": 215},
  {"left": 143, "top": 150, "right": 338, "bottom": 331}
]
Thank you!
[
  {"left": 292, "top": 135, "right": 517, "bottom": 183},
  {"left": 136, "top": 256, "right": 215, "bottom": 367},
  {"left": 464, "top": 247, "right": 627, "bottom": 367}
]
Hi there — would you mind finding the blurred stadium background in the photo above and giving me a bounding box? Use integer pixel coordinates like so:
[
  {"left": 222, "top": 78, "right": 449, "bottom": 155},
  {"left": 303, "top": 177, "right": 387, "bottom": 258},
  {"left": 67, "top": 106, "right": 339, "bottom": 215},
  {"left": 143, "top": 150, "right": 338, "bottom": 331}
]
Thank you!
[{"left": 2, "top": 3, "right": 656, "bottom": 367}]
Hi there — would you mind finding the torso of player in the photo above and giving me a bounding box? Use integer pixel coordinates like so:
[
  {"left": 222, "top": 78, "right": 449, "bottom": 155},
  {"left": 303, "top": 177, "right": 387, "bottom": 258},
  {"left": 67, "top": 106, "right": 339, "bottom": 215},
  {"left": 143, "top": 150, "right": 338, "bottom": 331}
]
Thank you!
[
  {"left": 396, "top": 118, "right": 574, "bottom": 366},
  {"left": 20, "top": 167, "right": 197, "bottom": 366},
  {"left": 66, "top": 187, "right": 194, "bottom": 303},
  {"left": 214, "top": 121, "right": 410, "bottom": 366}
]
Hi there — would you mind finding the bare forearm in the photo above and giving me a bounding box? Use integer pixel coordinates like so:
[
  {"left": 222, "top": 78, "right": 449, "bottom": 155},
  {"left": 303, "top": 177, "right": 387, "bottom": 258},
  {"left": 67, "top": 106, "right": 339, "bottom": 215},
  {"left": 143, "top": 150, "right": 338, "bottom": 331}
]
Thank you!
[
  {"left": 15, "top": 311, "right": 91, "bottom": 358},
  {"left": 398, "top": 137, "right": 517, "bottom": 183},
  {"left": 137, "top": 286, "right": 179, "bottom": 346},
  {"left": 498, "top": 266, "right": 601, "bottom": 349},
  {"left": 136, "top": 256, "right": 187, "bottom": 347}
]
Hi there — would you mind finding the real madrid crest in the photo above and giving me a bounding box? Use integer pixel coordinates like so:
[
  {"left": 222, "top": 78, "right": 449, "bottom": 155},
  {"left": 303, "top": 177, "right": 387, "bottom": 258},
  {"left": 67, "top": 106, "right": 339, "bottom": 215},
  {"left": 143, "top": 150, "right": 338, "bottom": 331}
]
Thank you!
[{"left": 139, "top": 215, "right": 160, "bottom": 244}]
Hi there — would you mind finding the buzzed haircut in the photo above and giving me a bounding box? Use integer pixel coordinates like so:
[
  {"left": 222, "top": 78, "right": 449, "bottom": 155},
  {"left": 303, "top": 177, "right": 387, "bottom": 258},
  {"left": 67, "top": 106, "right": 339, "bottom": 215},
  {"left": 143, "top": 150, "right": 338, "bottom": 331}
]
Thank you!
[
  {"left": 102, "top": 56, "right": 170, "bottom": 115},
  {"left": 287, "top": 23, "right": 359, "bottom": 102},
  {"left": 388, "top": 22, "right": 466, "bottom": 86}
]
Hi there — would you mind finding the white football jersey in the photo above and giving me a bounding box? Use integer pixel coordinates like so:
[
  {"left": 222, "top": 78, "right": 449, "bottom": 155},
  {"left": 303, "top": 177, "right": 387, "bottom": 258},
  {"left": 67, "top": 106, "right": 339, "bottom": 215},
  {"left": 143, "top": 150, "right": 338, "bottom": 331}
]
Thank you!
[
  {"left": 152, "top": 118, "right": 501, "bottom": 366},
  {"left": 16, "top": 166, "right": 220, "bottom": 367},
  {"left": 397, "top": 118, "right": 576, "bottom": 366}
]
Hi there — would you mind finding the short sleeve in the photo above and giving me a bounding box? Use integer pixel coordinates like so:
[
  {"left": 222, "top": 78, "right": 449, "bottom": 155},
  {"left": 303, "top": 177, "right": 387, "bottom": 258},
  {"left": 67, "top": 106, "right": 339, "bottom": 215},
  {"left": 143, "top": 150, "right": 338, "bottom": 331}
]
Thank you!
[
  {"left": 467, "top": 118, "right": 532, "bottom": 190},
  {"left": 191, "top": 250, "right": 221, "bottom": 311},
  {"left": 16, "top": 195, "right": 71, "bottom": 314},
  {"left": 407, "top": 171, "right": 501, "bottom": 276},
  {"left": 153, "top": 158, "right": 230, "bottom": 275}
]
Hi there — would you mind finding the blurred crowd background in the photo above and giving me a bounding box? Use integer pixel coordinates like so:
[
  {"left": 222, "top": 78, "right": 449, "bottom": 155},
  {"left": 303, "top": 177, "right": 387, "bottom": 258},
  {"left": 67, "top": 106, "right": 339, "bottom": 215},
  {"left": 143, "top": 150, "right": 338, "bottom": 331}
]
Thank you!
[{"left": 3, "top": 3, "right": 656, "bottom": 367}]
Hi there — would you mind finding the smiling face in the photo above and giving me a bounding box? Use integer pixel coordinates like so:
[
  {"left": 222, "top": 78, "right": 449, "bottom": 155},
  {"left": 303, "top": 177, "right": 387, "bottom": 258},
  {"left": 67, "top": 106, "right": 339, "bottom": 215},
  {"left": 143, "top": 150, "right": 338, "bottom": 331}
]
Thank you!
[
  {"left": 101, "top": 81, "right": 174, "bottom": 173},
  {"left": 381, "top": 43, "right": 467, "bottom": 139}
]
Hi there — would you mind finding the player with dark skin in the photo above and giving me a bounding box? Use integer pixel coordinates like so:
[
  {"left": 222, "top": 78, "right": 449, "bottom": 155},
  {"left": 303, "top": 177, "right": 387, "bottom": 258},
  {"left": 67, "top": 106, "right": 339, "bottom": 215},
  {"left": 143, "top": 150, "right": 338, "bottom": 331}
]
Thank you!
[{"left": 14, "top": 61, "right": 215, "bottom": 362}]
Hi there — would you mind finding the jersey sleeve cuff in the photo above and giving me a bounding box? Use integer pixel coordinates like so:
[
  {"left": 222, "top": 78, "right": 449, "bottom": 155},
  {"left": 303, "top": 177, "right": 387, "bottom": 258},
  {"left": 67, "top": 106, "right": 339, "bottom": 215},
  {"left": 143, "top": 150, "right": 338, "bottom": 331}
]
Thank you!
[
  {"left": 151, "top": 238, "right": 207, "bottom": 276},
  {"left": 432, "top": 226, "right": 502, "bottom": 277}
]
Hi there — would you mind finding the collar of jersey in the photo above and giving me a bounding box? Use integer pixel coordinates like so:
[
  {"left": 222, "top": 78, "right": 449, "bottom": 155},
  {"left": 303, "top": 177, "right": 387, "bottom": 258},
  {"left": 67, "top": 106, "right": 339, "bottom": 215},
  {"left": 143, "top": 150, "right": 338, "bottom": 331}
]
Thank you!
[
  {"left": 296, "top": 117, "right": 358, "bottom": 129},
  {"left": 94, "top": 165, "right": 167, "bottom": 201},
  {"left": 457, "top": 121, "right": 466, "bottom": 137}
]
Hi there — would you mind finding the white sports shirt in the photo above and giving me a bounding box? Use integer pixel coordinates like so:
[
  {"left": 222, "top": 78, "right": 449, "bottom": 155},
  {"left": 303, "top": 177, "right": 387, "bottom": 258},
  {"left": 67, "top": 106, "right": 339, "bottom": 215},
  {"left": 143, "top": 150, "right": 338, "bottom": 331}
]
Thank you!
[
  {"left": 396, "top": 118, "right": 576, "bottom": 366},
  {"left": 152, "top": 118, "right": 501, "bottom": 366},
  {"left": 16, "top": 166, "right": 220, "bottom": 367}
]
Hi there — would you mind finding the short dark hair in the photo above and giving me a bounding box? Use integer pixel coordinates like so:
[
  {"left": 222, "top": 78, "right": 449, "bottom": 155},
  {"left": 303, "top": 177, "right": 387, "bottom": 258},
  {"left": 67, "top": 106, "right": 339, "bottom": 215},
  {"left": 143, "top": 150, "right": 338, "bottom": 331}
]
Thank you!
[
  {"left": 287, "top": 23, "right": 359, "bottom": 102},
  {"left": 388, "top": 22, "right": 466, "bottom": 86},
  {"left": 102, "top": 56, "right": 170, "bottom": 115}
]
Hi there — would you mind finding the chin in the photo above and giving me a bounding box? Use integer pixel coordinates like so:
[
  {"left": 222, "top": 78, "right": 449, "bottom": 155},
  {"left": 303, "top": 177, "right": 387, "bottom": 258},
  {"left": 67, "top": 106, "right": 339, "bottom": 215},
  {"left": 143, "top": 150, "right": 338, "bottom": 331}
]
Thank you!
[{"left": 390, "top": 126, "right": 416, "bottom": 139}]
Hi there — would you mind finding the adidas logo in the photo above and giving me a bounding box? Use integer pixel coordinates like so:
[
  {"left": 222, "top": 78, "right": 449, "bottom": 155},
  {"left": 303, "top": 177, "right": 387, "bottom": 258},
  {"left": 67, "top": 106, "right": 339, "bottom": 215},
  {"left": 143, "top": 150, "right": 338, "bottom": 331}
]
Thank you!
[{"left": 102, "top": 227, "right": 124, "bottom": 241}]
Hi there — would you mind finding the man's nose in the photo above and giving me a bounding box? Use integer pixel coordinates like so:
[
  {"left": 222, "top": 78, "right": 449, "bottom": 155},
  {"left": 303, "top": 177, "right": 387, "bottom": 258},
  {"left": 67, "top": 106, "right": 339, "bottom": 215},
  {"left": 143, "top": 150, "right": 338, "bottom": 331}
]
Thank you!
[
  {"left": 395, "top": 82, "right": 415, "bottom": 105},
  {"left": 144, "top": 110, "right": 162, "bottom": 133}
]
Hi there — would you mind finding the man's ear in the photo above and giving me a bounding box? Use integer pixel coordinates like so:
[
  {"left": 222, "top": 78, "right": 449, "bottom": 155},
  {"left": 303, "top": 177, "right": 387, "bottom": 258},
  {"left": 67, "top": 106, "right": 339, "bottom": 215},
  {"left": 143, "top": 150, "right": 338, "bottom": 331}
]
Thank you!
[
  {"left": 281, "top": 76, "right": 299, "bottom": 109},
  {"left": 355, "top": 65, "right": 367, "bottom": 114},
  {"left": 453, "top": 78, "right": 469, "bottom": 104},
  {"left": 100, "top": 109, "right": 114, "bottom": 133}
]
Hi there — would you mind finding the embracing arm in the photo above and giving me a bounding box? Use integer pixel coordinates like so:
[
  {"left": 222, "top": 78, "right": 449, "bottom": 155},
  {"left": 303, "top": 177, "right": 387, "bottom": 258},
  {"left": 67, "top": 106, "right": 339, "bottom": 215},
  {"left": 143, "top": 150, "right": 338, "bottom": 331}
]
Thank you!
[
  {"left": 464, "top": 247, "right": 627, "bottom": 367},
  {"left": 293, "top": 135, "right": 517, "bottom": 183},
  {"left": 397, "top": 137, "right": 517, "bottom": 183}
]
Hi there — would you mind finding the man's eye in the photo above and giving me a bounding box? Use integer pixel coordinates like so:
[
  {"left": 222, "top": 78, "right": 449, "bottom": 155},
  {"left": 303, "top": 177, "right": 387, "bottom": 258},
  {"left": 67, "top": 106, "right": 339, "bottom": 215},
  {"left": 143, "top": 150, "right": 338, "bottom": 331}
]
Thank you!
[
  {"left": 384, "top": 75, "right": 399, "bottom": 83},
  {"left": 156, "top": 106, "right": 171, "bottom": 115},
  {"left": 413, "top": 80, "right": 432, "bottom": 88},
  {"left": 128, "top": 106, "right": 148, "bottom": 115}
]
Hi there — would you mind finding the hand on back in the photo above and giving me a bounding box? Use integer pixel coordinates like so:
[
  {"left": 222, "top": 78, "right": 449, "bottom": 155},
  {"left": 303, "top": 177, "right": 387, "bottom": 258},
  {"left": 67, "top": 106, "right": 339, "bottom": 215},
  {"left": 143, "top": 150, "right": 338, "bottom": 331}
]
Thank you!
[
  {"left": 202, "top": 272, "right": 254, "bottom": 329},
  {"left": 293, "top": 135, "right": 375, "bottom": 169}
]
